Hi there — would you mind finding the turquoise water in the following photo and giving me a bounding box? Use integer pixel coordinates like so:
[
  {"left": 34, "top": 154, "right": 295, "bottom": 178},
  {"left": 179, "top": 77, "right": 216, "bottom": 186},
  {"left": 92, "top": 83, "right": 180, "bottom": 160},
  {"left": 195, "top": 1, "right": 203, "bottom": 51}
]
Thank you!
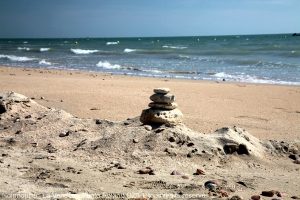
[{"left": 0, "top": 34, "right": 300, "bottom": 85}]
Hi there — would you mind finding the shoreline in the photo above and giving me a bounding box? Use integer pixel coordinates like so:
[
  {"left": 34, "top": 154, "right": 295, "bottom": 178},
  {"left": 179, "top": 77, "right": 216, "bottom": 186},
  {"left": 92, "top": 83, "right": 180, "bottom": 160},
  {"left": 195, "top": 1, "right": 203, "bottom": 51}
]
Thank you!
[
  {"left": 1, "top": 65, "right": 300, "bottom": 141},
  {"left": 1, "top": 64, "right": 300, "bottom": 87}
]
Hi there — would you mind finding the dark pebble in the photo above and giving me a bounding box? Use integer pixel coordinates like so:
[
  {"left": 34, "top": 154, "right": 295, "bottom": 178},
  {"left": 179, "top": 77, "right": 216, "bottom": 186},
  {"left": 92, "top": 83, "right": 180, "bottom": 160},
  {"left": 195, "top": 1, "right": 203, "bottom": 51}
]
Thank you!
[
  {"left": 261, "top": 190, "right": 275, "bottom": 197},
  {"left": 251, "top": 195, "right": 260, "bottom": 200}
]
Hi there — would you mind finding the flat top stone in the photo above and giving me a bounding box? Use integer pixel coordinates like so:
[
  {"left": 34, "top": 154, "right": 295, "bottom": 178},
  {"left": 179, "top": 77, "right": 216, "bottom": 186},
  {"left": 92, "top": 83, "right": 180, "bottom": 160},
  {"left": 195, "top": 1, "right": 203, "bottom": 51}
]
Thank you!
[
  {"left": 150, "top": 93, "right": 175, "bottom": 103},
  {"left": 153, "top": 88, "right": 170, "bottom": 94}
]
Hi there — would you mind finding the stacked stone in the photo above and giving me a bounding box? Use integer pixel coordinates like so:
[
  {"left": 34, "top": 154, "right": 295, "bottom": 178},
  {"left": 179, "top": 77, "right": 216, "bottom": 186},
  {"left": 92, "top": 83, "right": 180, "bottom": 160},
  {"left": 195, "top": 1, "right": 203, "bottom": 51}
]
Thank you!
[{"left": 140, "top": 88, "right": 183, "bottom": 125}]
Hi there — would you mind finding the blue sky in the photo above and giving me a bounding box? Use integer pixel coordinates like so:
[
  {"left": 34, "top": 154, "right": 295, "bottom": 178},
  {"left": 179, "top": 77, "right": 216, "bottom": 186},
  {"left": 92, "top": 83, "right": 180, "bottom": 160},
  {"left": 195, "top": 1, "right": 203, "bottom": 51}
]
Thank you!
[{"left": 0, "top": 0, "right": 299, "bottom": 38}]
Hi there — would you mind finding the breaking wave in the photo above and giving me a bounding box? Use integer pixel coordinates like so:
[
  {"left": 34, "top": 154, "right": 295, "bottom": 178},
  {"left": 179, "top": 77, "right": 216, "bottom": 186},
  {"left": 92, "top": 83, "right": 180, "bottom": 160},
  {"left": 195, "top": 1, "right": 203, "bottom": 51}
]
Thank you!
[
  {"left": 212, "top": 72, "right": 300, "bottom": 85},
  {"left": 96, "top": 61, "right": 121, "bottom": 69},
  {"left": 70, "top": 48, "right": 99, "bottom": 54},
  {"left": 162, "top": 45, "right": 187, "bottom": 49},
  {"left": 0, "top": 54, "right": 35, "bottom": 62},
  {"left": 17, "top": 47, "right": 30, "bottom": 51},
  {"left": 39, "top": 59, "right": 52, "bottom": 65},
  {"left": 124, "top": 48, "right": 137, "bottom": 53},
  {"left": 40, "top": 48, "right": 50, "bottom": 52},
  {"left": 106, "top": 41, "right": 119, "bottom": 45}
]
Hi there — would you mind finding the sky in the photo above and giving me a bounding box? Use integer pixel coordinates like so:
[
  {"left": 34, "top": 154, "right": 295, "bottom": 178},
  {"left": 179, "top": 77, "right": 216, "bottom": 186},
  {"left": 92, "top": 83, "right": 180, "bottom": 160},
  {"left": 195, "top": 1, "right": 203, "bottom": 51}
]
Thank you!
[{"left": 0, "top": 0, "right": 299, "bottom": 38}]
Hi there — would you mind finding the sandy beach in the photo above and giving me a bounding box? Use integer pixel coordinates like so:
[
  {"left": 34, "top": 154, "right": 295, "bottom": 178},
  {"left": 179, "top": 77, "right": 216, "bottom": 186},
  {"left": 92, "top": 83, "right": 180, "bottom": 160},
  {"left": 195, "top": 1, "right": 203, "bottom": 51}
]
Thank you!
[
  {"left": 1, "top": 65, "right": 300, "bottom": 199},
  {"left": 1, "top": 66, "right": 299, "bottom": 141}
]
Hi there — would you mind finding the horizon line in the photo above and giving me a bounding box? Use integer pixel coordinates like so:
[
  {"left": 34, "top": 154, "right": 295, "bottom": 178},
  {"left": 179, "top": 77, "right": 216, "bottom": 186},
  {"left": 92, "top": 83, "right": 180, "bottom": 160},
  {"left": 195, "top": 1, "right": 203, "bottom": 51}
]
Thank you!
[{"left": 0, "top": 32, "right": 297, "bottom": 40}]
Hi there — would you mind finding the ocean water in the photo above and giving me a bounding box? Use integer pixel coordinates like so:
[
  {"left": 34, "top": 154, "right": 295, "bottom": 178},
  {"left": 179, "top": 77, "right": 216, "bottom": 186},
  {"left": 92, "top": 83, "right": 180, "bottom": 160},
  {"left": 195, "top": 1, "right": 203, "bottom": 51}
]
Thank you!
[{"left": 0, "top": 34, "right": 300, "bottom": 85}]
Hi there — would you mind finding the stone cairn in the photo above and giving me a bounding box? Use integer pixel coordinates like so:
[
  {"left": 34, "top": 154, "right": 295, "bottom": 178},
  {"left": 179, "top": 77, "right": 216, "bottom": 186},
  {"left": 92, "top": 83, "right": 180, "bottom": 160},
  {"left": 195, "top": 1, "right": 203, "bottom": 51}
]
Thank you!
[{"left": 140, "top": 88, "right": 183, "bottom": 125}]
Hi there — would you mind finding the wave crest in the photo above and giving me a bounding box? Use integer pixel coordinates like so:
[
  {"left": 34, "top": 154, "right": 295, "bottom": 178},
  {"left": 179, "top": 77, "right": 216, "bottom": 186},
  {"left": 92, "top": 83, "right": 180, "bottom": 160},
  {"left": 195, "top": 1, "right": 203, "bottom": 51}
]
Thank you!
[
  {"left": 96, "top": 61, "right": 121, "bottom": 69},
  {"left": 39, "top": 59, "right": 52, "bottom": 65},
  {"left": 212, "top": 72, "right": 300, "bottom": 85},
  {"left": 70, "top": 48, "right": 99, "bottom": 54},
  {"left": 106, "top": 41, "right": 119, "bottom": 45},
  {"left": 17, "top": 47, "right": 30, "bottom": 51},
  {"left": 124, "top": 48, "right": 136, "bottom": 53},
  {"left": 0, "top": 54, "right": 35, "bottom": 62},
  {"left": 40, "top": 48, "right": 50, "bottom": 52},
  {"left": 162, "top": 45, "right": 187, "bottom": 49}
]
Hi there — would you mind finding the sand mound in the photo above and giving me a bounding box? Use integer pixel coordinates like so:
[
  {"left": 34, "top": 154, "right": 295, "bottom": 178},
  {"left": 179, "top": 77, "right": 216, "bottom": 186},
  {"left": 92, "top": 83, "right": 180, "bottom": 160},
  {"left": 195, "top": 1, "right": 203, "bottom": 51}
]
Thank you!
[{"left": 1, "top": 92, "right": 299, "bottom": 199}]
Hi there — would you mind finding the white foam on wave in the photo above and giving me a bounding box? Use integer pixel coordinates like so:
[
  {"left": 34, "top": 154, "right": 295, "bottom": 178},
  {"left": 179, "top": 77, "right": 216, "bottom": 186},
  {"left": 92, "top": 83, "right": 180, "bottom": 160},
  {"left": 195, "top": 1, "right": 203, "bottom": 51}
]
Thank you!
[
  {"left": 124, "top": 48, "right": 137, "bottom": 53},
  {"left": 142, "top": 69, "right": 163, "bottom": 74},
  {"left": 39, "top": 59, "right": 52, "bottom": 65},
  {"left": 40, "top": 48, "right": 50, "bottom": 52},
  {"left": 0, "top": 54, "right": 35, "bottom": 62},
  {"left": 178, "top": 55, "right": 190, "bottom": 59},
  {"left": 106, "top": 41, "right": 119, "bottom": 45},
  {"left": 17, "top": 47, "right": 30, "bottom": 51},
  {"left": 212, "top": 72, "right": 300, "bottom": 85},
  {"left": 70, "top": 48, "right": 99, "bottom": 54},
  {"left": 162, "top": 45, "right": 187, "bottom": 49},
  {"left": 96, "top": 61, "right": 121, "bottom": 69}
]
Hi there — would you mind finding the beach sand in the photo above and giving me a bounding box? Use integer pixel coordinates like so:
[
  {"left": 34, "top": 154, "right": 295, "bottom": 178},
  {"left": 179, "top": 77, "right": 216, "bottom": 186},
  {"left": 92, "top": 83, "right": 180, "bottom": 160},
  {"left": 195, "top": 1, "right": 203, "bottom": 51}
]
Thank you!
[
  {"left": 1, "top": 66, "right": 300, "bottom": 141},
  {"left": 1, "top": 65, "right": 300, "bottom": 198}
]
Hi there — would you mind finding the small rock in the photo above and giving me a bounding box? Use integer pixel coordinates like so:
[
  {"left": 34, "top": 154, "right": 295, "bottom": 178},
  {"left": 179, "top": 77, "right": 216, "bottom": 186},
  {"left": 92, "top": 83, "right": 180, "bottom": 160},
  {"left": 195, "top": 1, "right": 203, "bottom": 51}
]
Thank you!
[
  {"left": 187, "top": 142, "right": 194, "bottom": 147},
  {"left": 219, "top": 190, "right": 229, "bottom": 197},
  {"left": 59, "top": 131, "right": 70, "bottom": 137},
  {"left": 251, "top": 195, "right": 261, "bottom": 200},
  {"left": 294, "top": 159, "right": 300, "bottom": 164},
  {"left": 138, "top": 167, "right": 154, "bottom": 175},
  {"left": 276, "top": 191, "right": 282, "bottom": 197},
  {"left": 150, "top": 93, "right": 175, "bottom": 104},
  {"left": 289, "top": 154, "right": 299, "bottom": 160},
  {"left": 25, "top": 115, "right": 32, "bottom": 119},
  {"left": 181, "top": 175, "right": 189, "bottom": 179},
  {"left": 261, "top": 190, "right": 275, "bottom": 197},
  {"left": 291, "top": 196, "right": 300, "bottom": 199},
  {"left": 31, "top": 142, "right": 37, "bottom": 147},
  {"left": 95, "top": 119, "right": 102, "bottom": 124},
  {"left": 171, "top": 170, "right": 182, "bottom": 175},
  {"left": 195, "top": 168, "right": 205, "bottom": 175},
  {"left": 148, "top": 102, "right": 178, "bottom": 110},
  {"left": 204, "top": 180, "right": 219, "bottom": 191},
  {"left": 168, "top": 137, "right": 176, "bottom": 142},
  {"left": 15, "top": 130, "right": 22, "bottom": 135},
  {"left": 90, "top": 107, "right": 100, "bottom": 111},
  {"left": 144, "top": 125, "right": 152, "bottom": 131},
  {"left": 153, "top": 88, "right": 170, "bottom": 94},
  {"left": 40, "top": 96, "right": 45, "bottom": 100},
  {"left": 133, "top": 139, "right": 139, "bottom": 143},
  {"left": 187, "top": 152, "right": 193, "bottom": 158},
  {"left": 230, "top": 195, "right": 243, "bottom": 200}
]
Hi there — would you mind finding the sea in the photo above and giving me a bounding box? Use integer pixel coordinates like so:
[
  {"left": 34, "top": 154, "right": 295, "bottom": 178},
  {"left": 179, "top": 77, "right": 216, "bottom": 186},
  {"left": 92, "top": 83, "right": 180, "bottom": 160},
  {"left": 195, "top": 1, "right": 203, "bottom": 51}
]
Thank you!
[{"left": 0, "top": 34, "right": 300, "bottom": 85}]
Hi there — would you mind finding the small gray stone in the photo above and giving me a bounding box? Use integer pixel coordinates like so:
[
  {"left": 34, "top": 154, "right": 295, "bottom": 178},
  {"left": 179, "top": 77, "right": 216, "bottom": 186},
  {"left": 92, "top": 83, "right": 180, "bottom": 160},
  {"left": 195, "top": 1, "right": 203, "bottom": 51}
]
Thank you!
[
  {"left": 153, "top": 88, "right": 170, "bottom": 94},
  {"left": 144, "top": 125, "right": 152, "bottom": 131},
  {"left": 148, "top": 102, "right": 178, "bottom": 110},
  {"left": 133, "top": 139, "right": 139, "bottom": 143},
  {"left": 150, "top": 93, "right": 175, "bottom": 104},
  {"left": 171, "top": 170, "right": 182, "bottom": 175}
]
